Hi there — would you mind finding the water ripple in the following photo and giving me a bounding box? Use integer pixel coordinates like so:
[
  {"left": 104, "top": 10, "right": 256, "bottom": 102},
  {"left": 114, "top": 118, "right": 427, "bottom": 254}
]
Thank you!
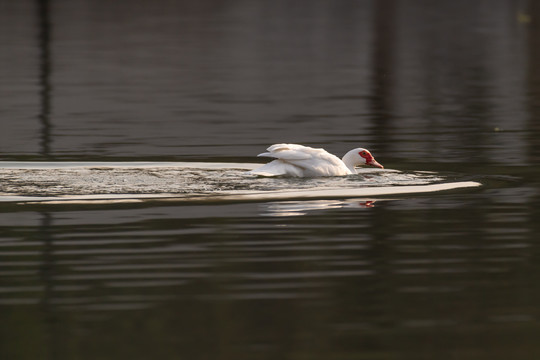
[{"left": 0, "top": 161, "right": 478, "bottom": 204}]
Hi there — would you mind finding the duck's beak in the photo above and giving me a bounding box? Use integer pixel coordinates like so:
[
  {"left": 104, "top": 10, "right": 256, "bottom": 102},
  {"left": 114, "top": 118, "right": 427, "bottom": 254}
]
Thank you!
[{"left": 367, "top": 159, "right": 384, "bottom": 169}]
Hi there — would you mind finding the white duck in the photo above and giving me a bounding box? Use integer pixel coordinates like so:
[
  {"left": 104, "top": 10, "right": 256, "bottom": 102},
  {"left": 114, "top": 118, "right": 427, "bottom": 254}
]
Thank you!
[{"left": 249, "top": 143, "right": 383, "bottom": 177}]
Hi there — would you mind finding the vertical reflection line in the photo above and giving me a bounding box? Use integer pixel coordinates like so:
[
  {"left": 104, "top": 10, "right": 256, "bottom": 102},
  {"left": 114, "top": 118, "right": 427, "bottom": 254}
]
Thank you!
[
  {"left": 528, "top": 0, "right": 540, "bottom": 163},
  {"left": 370, "top": 0, "right": 397, "bottom": 327},
  {"left": 39, "top": 212, "right": 57, "bottom": 360},
  {"left": 370, "top": 0, "right": 396, "bottom": 153},
  {"left": 37, "top": 1, "right": 56, "bottom": 358},
  {"left": 37, "top": 0, "right": 52, "bottom": 158}
]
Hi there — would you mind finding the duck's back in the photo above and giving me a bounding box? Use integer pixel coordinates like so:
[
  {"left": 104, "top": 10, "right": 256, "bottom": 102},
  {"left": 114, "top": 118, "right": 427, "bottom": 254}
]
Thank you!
[{"left": 250, "top": 144, "right": 351, "bottom": 177}]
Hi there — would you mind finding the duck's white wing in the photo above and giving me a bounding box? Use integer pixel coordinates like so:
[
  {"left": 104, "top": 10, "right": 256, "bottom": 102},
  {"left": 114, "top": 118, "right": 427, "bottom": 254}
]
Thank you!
[
  {"left": 249, "top": 144, "right": 350, "bottom": 177},
  {"left": 257, "top": 144, "right": 317, "bottom": 160},
  {"left": 248, "top": 159, "right": 304, "bottom": 177}
]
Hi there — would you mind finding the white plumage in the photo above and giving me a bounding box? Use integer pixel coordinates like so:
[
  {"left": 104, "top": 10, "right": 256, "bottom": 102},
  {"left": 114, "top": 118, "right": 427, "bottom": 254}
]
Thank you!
[{"left": 249, "top": 143, "right": 383, "bottom": 177}]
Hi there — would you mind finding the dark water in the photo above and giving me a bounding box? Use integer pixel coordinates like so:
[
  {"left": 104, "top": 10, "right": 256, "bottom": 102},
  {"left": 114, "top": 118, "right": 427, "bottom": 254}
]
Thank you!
[{"left": 2, "top": 0, "right": 540, "bottom": 359}]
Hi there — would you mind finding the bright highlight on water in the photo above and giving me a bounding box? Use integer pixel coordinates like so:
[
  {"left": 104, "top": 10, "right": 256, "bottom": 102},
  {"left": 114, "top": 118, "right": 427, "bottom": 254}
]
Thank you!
[{"left": 0, "top": 162, "right": 481, "bottom": 204}]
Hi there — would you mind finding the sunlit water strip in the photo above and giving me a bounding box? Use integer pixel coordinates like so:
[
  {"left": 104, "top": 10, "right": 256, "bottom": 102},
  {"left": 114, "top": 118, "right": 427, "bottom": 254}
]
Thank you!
[
  {"left": 0, "top": 161, "right": 257, "bottom": 169},
  {"left": 0, "top": 161, "right": 480, "bottom": 204}
]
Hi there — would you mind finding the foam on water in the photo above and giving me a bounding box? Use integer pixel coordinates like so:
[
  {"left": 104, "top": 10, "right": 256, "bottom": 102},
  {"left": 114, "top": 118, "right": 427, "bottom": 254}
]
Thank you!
[{"left": 0, "top": 162, "right": 480, "bottom": 204}]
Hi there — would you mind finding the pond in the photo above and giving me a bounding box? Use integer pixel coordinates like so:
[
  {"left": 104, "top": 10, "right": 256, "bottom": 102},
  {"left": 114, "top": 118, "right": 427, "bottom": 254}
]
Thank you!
[{"left": 1, "top": 0, "right": 540, "bottom": 359}]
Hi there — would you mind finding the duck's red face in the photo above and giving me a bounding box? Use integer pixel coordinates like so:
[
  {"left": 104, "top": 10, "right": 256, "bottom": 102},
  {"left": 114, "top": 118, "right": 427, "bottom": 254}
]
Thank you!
[{"left": 359, "top": 150, "right": 384, "bottom": 169}]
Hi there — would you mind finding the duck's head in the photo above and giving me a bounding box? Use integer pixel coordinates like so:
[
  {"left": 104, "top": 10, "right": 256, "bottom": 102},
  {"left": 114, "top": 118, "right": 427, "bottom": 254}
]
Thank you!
[{"left": 343, "top": 148, "right": 384, "bottom": 170}]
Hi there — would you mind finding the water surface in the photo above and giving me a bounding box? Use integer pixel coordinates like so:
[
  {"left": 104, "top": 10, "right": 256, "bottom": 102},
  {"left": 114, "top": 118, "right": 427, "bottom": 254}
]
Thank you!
[
  {"left": 0, "top": 161, "right": 479, "bottom": 203},
  {"left": 1, "top": 0, "right": 540, "bottom": 359}
]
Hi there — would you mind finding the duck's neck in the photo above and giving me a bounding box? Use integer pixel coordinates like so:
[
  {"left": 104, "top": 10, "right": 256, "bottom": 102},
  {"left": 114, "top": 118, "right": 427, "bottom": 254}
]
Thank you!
[{"left": 342, "top": 151, "right": 358, "bottom": 174}]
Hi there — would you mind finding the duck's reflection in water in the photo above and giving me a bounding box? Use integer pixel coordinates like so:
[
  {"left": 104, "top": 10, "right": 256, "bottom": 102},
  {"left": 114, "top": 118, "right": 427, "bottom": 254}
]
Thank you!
[{"left": 261, "top": 199, "right": 378, "bottom": 217}]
